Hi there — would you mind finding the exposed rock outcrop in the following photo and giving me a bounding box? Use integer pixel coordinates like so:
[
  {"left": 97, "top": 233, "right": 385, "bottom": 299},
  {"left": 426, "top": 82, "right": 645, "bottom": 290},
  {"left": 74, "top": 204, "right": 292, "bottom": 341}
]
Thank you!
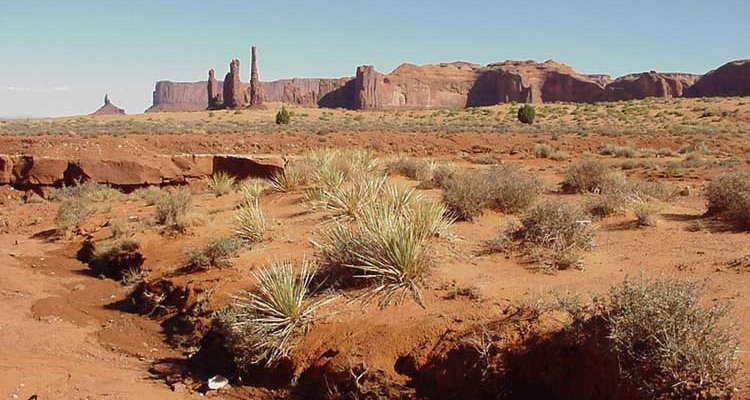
[
  {"left": 605, "top": 72, "right": 700, "bottom": 101},
  {"left": 223, "top": 59, "right": 245, "bottom": 109},
  {"left": 249, "top": 46, "right": 263, "bottom": 107},
  {"left": 1, "top": 154, "right": 284, "bottom": 192},
  {"left": 687, "top": 60, "right": 750, "bottom": 97},
  {"left": 91, "top": 94, "right": 125, "bottom": 115},
  {"left": 147, "top": 57, "right": 750, "bottom": 112},
  {"left": 148, "top": 81, "right": 210, "bottom": 112},
  {"left": 207, "top": 69, "right": 222, "bottom": 109}
]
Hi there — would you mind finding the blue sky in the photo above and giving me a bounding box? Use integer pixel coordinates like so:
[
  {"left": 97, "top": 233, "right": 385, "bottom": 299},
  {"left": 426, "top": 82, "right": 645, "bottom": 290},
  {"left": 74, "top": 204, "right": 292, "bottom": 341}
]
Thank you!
[{"left": 0, "top": 0, "right": 748, "bottom": 117}]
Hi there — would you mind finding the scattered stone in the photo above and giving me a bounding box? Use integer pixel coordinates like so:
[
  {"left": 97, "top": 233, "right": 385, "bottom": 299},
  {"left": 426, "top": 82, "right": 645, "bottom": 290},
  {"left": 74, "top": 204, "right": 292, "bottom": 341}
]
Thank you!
[{"left": 207, "top": 375, "right": 229, "bottom": 390}]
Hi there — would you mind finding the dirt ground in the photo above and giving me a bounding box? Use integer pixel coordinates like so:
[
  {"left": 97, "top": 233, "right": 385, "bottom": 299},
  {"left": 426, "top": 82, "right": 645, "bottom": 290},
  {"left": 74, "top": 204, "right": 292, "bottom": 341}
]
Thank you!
[{"left": 2, "top": 101, "right": 750, "bottom": 399}]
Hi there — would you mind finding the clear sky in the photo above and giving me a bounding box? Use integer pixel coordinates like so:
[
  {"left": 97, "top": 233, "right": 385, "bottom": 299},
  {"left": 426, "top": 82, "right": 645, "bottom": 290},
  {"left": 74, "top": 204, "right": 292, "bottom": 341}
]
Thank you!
[{"left": 0, "top": 0, "right": 748, "bottom": 117}]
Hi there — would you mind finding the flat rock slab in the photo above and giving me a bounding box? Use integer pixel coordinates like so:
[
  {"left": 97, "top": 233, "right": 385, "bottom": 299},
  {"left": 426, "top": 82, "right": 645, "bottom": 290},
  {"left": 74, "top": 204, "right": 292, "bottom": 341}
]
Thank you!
[{"left": 0, "top": 154, "right": 284, "bottom": 188}]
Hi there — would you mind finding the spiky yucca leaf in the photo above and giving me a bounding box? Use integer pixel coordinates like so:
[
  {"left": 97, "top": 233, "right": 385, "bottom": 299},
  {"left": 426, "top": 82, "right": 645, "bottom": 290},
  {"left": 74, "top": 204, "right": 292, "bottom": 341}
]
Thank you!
[
  {"left": 229, "top": 259, "right": 334, "bottom": 366},
  {"left": 236, "top": 199, "right": 266, "bottom": 243},
  {"left": 269, "top": 165, "right": 305, "bottom": 193},
  {"left": 316, "top": 176, "right": 386, "bottom": 221},
  {"left": 238, "top": 178, "right": 267, "bottom": 203},
  {"left": 207, "top": 172, "right": 236, "bottom": 197}
]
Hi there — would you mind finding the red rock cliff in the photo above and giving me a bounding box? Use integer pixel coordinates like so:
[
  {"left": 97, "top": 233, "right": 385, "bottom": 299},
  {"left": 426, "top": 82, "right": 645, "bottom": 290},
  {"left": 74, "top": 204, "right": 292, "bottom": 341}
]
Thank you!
[{"left": 687, "top": 60, "right": 750, "bottom": 97}]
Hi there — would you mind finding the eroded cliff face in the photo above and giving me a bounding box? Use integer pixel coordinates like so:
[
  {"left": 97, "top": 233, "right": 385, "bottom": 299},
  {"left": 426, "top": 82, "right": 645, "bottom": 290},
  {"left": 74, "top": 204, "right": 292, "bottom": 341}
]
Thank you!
[
  {"left": 687, "top": 60, "right": 750, "bottom": 98},
  {"left": 605, "top": 72, "right": 701, "bottom": 101},
  {"left": 147, "top": 58, "right": 750, "bottom": 112}
]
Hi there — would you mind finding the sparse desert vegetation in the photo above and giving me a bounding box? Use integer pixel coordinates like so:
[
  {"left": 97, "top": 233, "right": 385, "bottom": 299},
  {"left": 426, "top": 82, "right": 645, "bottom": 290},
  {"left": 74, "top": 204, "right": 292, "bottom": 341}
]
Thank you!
[{"left": 3, "top": 99, "right": 750, "bottom": 399}]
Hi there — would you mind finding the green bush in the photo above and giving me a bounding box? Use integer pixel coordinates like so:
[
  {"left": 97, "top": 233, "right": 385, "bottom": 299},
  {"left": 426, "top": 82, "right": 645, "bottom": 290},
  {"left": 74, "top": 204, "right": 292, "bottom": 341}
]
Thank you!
[
  {"left": 517, "top": 104, "right": 536, "bottom": 124},
  {"left": 55, "top": 196, "right": 94, "bottom": 232},
  {"left": 275, "top": 106, "right": 291, "bottom": 125}
]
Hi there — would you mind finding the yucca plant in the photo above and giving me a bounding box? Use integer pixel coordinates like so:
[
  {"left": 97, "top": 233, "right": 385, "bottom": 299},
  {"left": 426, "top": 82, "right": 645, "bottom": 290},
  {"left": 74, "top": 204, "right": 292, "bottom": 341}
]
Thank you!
[
  {"left": 408, "top": 199, "right": 454, "bottom": 239},
  {"left": 238, "top": 178, "right": 267, "bottom": 203},
  {"left": 236, "top": 199, "right": 266, "bottom": 244},
  {"left": 219, "top": 260, "right": 334, "bottom": 366},
  {"left": 316, "top": 176, "right": 386, "bottom": 221},
  {"left": 206, "top": 172, "right": 236, "bottom": 197},
  {"left": 269, "top": 165, "right": 305, "bottom": 193}
]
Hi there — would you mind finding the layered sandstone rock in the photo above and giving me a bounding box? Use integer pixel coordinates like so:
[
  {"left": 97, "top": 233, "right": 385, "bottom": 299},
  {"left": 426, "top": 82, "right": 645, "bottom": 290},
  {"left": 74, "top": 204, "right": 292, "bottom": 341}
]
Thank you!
[
  {"left": 687, "top": 60, "right": 750, "bottom": 97},
  {"left": 91, "top": 94, "right": 125, "bottom": 115},
  {"left": 1, "top": 154, "right": 284, "bottom": 191},
  {"left": 207, "top": 69, "right": 222, "bottom": 109},
  {"left": 263, "top": 78, "right": 355, "bottom": 108},
  {"left": 223, "top": 59, "right": 245, "bottom": 109},
  {"left": 605, "top": 72, "right": 700, "bottom": 101},
  {"left": 148, "top": 81, "right": 210, "bottom": 112},
  {"left": 248, "top": 46, "right": 263, "bottom": 107}
]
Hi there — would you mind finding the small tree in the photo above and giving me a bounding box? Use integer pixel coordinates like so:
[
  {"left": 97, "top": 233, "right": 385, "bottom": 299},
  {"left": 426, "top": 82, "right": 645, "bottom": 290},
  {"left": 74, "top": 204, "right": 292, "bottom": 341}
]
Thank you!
[
  {"left": 517, "top": 104, "right": 535, "bottom": 124},
  {"left": 275, "top": 106, "right": 291, "bottom": 125}
]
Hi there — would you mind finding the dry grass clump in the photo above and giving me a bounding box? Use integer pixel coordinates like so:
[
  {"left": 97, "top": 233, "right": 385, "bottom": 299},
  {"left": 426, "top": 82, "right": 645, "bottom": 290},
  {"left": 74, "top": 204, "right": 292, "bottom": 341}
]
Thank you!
[
  {"left": 269, "top": 165, "right": 306, "bottom": 193},
  {"left": 599, "top": 143, "right": 636, "bottom": 158},
  {"left": 238, "top": 178, "right": 267, "bottom": 203},
  {"left": 705, "top": 172, "right": 750, "bottom": 229},
  {"left": 534, "top": 144, "right": 569, "bottom": 161},
  {"left": 109, "top": 217, "right": 129, "bottom": 239},
  {"left": 601, "top": 277, "right": 739, "bottom": 398},
  {"left": 235, "top": 199, "right": 266, "bottom": 244},
  {"left": 316, "top": 188, "right": 452, "bottom": 306},
  {"left": 442, "top": 165, "right": 543, "bottom": 221},
  {"left": 213, "top": 260, "right": 333, "bottom": 367},
  {"left": 55, "top": 195, "right": 95, "bottom": 232},
  {"left": 417, "top": 162, "right": 457, "bottom": 189},
  {"left": 137, "top": 186, "right": 168, "bottom": 205},
  {"left": 206, "top": 172, "right": 236, "bottom": 197},
  {"left": 631, "top": 200, "right": 661, "bottom": 227},
  {"left": 53, "top": 181, "right": 124, "bottom": 232},
  {"left": 185, "top": 236, "right": 244, "bottom": 270},
  {"left": 385, "top": 156, "right": 435, "bottom": 181},
  {"left": 154, "top": 190, "right": 203, "bottom": 232},
  {"left": 509, "top": 201, "right": 594, "bottom": 269}
]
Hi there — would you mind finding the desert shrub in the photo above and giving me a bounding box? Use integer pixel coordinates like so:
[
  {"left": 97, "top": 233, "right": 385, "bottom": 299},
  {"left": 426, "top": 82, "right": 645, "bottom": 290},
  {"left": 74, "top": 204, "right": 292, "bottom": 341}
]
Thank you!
[
  {"left": 600, "top": 277, "right": 739, "bottom": 398},
  {"left": 109, "top": 217, "right": 129, "bottom": 239},
  {"left": 55, "top": 195, "right": 94, "bottom": 232},
  {"left": 54, "top": 181, "right": 122, "bottom": 203},
  {"left": 185, "top": 236, "right": 244, "bottom": 270},
  {"left": 206, "top": 172, "right": 236, "bottom": 197},
  {"left": 275, "top": 106, "right": 291, "bottom": 125},
  {"left": 442, "top": 165, "right": 542, "bottom": 220},
  {"left": 631, "top": 200, "right": 661, "bottom": 227},
  {"left": 442, "top": 170, "right": 492, "bottom": 221},
  {"left": 138, "top": 186, "right": 168, "bottom": 206},
  {"left": 88, "top": 239, "right": 144, "bottom": 280},
  {"left": 486, "top": 164, "right": 544, "bottom": 214},
  {"left": 583, "top": 192, "right": 625, "bottom": 218},
  {"left": 517, "top": 104, "right": 536, "bottom": 124},
  {"left": 599, "top": 144, "right": 636, "bottom": 158},
  {"left": 269, "top": 165, "right": 305, "bottom": 193},
  {"left": 154, "top": 190, "right": 194, "bottom": 232},
  {"left": 214, "top": 260, "right": 332, "bottom": 367},
  {"left": 235, "top": 199, "right": 266, "bottom": 244},
  {"left": 705, "top": 172, "right": 750, "bottom": 228},
  {"left": 417, "top": 162, "right": 457, "bottom": 189},
  {"left": 513, "top": 201, "right": 594, "bottom": 268},
  {"left": 534, "top": 144, "right": 569, "bottom": 161},
  {"left": 561, "top": 159, "right": 613, "bottom": 193},
  {"left": 385, "top": 157, "right": 434, "bottom": 181},
  {"left": 705, "top": 172, "right": 750, "bottom": 215}
]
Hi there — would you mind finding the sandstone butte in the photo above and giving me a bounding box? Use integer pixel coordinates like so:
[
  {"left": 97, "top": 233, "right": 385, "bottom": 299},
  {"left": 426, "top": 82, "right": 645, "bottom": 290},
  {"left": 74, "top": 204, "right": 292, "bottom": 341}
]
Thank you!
[
  {"left": 91, "top": 94, "right": 126, "bottom": 115},
  {"left": 146, "top": 58, "right": 750, "bottom": 112}
]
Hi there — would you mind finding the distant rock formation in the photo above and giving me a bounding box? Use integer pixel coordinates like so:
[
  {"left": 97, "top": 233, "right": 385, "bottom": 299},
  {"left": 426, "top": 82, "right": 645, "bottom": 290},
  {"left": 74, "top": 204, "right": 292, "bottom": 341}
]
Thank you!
[
  {"left": 148, "top": 82, "right": 208, "bottom": 112},
  {"left": 223, "top": 59, "right": 245, "bottom": 109},
  {"left": 605, "top": 72, "right": 700, "bottom": 101},
  {"left": 146, "top": 56, "right": 750, "bottom": 113},
  {"left": 207, "top": 69, "right": 222, "bottom": 109},
  {"left": 249, "top": 46, "right": 263, "bottom": 107},
  {"left": 91, "top": 94, "right": 125, "bottom": 115},
  {"left": 687, "top": 60, "right": 750, "bottom": 97}
]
